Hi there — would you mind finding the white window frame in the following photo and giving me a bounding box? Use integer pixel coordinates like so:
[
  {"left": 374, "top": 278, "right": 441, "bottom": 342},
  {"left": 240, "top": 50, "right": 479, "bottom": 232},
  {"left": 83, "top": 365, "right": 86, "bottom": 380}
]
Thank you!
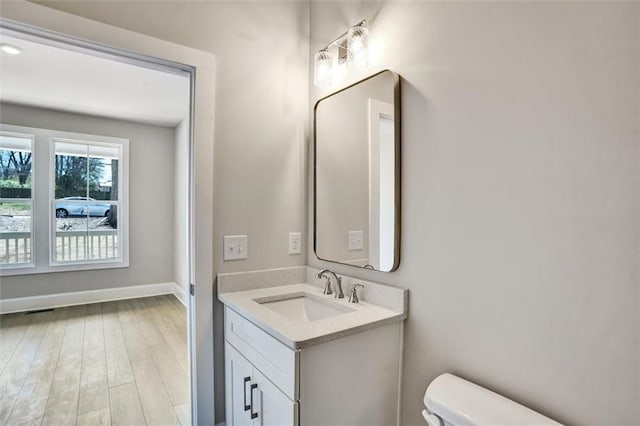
[
  {"left": 0, "top": 130, "right": 35, "bottom": 270},
  {"left": 0, "top": 124, "right": 129, "bottom": 276},
  {"left": 49, "top": 136, "right": 129, "bottom": 269}
]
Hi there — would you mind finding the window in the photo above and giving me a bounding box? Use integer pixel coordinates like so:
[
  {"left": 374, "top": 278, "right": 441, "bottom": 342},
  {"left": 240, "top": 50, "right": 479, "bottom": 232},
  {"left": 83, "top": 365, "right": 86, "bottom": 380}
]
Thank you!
[
  {"left": 0, "top": 124, "right": 128, "bottom": 275},
  {"left": 0, "top": 132, "right": 34, "bottom": 267},
  {"left": 52, "top": 139, "right": 123, "bottom": 264}
]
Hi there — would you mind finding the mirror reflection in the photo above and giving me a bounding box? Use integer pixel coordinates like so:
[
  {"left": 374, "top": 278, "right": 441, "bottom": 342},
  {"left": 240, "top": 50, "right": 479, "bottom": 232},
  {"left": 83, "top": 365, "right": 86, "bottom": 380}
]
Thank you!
[{"left": 314, "top": 70, "right": 400, "bottom": 272}]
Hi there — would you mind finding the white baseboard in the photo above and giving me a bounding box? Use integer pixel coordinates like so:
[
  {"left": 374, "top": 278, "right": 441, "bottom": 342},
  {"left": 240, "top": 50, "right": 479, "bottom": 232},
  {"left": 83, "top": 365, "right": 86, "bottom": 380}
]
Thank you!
[
  {"left": 0, "top": 282, "right": 178, "bottom": 314},
  {"left": 172, "top": 282, "right": 189, "bottom": 307}
]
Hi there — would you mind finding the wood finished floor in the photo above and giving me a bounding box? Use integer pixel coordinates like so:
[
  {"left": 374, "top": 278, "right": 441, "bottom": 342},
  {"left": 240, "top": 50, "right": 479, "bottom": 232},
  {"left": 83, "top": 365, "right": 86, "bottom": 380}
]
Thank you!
[{"left": 0, "top": 295, "right": 190, "bottom": 426}]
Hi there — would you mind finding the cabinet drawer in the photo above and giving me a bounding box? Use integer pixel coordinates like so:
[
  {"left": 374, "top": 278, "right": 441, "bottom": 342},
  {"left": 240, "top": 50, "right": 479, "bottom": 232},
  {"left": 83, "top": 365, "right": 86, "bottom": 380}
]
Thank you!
[{"left": 225, "top": 307, "right": 298, "bottom": 399}]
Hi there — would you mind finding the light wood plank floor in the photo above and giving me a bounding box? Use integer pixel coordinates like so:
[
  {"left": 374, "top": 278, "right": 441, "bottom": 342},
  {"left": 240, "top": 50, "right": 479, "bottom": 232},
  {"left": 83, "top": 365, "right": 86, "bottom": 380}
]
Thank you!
[{"left": 0, "top": 295, "right": 190, "bottom": 426}]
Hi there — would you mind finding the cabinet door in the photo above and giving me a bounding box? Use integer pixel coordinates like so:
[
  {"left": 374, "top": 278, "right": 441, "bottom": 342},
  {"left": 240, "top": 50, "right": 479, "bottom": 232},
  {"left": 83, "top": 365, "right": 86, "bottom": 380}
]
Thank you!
[
  {"left": 251, "top": 368, "right": 298, "bottom": 426},
  {"left": 225, "top": 343, "right": 256, "bottom": 426}
]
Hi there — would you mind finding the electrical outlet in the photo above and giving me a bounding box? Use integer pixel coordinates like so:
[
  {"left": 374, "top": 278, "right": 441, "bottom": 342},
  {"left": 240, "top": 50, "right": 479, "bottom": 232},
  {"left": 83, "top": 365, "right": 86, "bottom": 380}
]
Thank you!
[
  {"left": 348, "top": 230, "right": 364, "bottom": 251},
  {"left": 289, "top": 232, "right": 302, "bottom": 255},
  {"left": 223, "top": 235, "right": 248, "bottom": 261}
]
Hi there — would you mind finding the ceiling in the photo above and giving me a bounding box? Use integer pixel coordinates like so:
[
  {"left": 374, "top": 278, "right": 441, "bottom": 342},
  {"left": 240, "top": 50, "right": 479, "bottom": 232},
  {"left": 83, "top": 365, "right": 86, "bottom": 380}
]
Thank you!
[{"left": 0, "top": 34, "right": 190, "bottom": 127}]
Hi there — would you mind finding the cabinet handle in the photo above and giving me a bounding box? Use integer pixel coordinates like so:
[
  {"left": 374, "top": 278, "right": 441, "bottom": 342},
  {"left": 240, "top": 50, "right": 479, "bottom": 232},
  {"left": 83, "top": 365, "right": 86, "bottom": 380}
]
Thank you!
[
  {"left": 243, "top": 377, "right": 251, "bottom": 411},
  {"left": 250, "top": 383, "right": 258, "bottom": 419}
]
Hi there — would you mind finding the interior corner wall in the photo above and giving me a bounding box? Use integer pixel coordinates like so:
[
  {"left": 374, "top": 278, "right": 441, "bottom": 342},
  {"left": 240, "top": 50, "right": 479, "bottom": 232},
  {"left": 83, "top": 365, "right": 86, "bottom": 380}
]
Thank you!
[
  {"left": 0, "top": 102, "right": 175, "bottom": 299},
  {"left": 309, "top": 2, "right": 640, "bottom": 425}
]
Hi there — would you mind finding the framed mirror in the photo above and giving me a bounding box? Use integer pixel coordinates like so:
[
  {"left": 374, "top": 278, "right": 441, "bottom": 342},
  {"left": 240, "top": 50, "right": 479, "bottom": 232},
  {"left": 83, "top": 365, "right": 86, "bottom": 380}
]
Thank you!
[{"left": 314, "top": 70, "right": 400, "bottom": 272}]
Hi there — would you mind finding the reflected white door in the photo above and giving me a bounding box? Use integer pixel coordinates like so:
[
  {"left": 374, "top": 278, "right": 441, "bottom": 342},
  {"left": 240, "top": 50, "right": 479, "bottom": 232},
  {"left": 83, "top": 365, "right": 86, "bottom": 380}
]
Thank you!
[{"left": 368, "top": 99, "right": 395, "bottom": 271}]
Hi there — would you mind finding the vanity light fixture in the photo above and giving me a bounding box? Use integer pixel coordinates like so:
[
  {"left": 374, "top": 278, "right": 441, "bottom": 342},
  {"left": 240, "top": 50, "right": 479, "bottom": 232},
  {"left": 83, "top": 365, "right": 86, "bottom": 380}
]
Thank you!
[
  {"left": 313, "top": 19, "right": 369, "bottom": 88},
  {"left": 0, "top": 43, "right": 22, "bottom": 55}
]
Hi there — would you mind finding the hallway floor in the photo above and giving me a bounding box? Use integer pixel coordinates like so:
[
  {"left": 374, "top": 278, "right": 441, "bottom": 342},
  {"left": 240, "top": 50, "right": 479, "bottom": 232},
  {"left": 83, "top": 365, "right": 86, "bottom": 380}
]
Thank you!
[{"left": 0, "top": 295, "right": 190, "bottom": 425}]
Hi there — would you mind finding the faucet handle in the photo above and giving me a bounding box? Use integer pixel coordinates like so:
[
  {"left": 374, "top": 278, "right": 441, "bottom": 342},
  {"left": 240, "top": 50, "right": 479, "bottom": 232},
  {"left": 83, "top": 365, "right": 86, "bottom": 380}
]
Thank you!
[
  {"left": 334, "top": 275, "right": 345, "bottom": 299},
  {"left": 320, "top": 275, "right": 332, "bottom": 295},
  {"left": 348, "top": 283, "right": 364, "bottom": 304}
]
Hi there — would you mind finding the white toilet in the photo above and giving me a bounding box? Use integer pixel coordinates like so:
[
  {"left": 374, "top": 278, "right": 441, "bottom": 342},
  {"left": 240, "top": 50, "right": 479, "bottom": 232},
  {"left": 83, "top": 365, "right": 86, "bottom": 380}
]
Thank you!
[{"left": 422, "top": 374, "right": 562, "bottom": 426}]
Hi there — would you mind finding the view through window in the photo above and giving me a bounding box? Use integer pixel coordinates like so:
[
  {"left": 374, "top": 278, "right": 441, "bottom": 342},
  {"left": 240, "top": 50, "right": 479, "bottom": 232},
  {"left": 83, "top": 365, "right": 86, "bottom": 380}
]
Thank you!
[
  {"left": 0, "top": 132, "right": 33, "bottom": 266},
  {"left": 53, "top": 139, "right": 121, "bottom": 263}
]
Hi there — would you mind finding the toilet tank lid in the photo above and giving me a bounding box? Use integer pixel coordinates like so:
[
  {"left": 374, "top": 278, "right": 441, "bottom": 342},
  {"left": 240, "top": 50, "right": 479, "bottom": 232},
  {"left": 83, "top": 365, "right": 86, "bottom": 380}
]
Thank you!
[{"left": 424, "top": 374, "right": 562, "bottom": 426}]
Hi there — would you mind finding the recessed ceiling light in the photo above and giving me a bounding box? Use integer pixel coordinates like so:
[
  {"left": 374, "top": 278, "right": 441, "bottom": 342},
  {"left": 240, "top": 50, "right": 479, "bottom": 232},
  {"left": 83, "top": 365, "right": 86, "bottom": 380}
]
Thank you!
[{"left": 0, "top": 44, "right": 22, "bottom": 55}]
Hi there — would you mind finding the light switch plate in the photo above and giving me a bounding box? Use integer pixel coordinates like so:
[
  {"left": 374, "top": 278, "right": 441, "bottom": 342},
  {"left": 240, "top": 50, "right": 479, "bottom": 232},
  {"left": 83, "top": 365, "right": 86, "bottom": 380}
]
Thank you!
[
  {"left": 348, "top": 230, "right": 364, "bottom": 251},
  {"left": 223, "top": 235, "right": 248, "bottom": 261},
  {"left": 289, "top": 232, "right": 302, "bottom": 255}
]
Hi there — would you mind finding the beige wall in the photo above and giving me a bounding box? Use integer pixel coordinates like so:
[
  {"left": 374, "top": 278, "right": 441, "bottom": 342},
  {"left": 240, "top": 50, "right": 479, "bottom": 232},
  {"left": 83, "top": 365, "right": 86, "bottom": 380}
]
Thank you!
[
  {"left": 0, "top": 102, "right": 175, "bottom": 298},
  {"left": 309, "top": 2, "right": 640, "bottom": 425}
]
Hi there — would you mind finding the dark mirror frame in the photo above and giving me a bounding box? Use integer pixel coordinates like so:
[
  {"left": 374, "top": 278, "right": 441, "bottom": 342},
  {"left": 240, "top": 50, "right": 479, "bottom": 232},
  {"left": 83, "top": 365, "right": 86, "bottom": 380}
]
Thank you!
[{"left": 313, "top": 69, "right": 401, "bottom": 272}]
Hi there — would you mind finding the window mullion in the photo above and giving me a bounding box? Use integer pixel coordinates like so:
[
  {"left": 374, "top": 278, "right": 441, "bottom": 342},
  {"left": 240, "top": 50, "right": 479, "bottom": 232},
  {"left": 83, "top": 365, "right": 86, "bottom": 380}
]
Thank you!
[{"left": 86, "top": 145, "right": 90, "bottom": 199}]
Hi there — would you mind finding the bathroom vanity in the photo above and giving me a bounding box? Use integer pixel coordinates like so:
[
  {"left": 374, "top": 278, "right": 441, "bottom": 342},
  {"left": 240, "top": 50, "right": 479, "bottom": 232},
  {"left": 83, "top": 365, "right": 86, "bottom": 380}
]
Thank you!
[{"left": 218, "top": 267, "right": 407, "bottom": 426}]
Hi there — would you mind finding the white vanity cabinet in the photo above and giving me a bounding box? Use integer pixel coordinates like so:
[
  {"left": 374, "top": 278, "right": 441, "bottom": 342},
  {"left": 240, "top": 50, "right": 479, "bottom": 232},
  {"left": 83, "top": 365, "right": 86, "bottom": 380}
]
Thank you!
[
  {"left": 224, "top": 306, "right": 404, "bottom": 426},
  {"left": 225, "top": 343, "right": 297, "bottom": 426}
]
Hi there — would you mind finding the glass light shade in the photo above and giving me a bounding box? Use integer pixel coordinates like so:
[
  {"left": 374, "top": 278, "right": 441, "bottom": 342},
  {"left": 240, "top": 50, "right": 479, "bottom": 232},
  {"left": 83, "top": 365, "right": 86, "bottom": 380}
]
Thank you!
[
  {"left": 314, "top": 49, "right": 334, "bottom": 89},
  {"left": 347, "top": 25, "right": 369, "bottom": 68}
]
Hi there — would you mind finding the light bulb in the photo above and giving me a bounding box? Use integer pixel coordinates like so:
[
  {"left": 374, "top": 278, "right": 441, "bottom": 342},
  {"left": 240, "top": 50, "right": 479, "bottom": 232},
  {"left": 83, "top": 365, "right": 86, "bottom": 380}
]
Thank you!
[
  {"left": 314, "top": 48, "right": 334, "bottom": 89},
  {"left": 350, "top": 39, "right": 364, "bottom": 53},
  {"left": 347, "top": 24, "right": 369, "bottom": 68}
]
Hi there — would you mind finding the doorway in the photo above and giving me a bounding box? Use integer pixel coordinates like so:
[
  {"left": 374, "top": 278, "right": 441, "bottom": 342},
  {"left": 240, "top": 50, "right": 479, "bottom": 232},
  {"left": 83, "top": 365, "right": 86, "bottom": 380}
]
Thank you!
[{"left": 0, "top": 21, "right": 196, "bottom": 425}]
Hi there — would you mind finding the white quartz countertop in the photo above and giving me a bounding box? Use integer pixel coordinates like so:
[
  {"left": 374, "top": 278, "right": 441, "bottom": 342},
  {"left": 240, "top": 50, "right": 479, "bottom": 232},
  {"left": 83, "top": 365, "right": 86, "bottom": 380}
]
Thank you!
[{"left": 218, "top": 282, "right": 407, "bottom": 349}]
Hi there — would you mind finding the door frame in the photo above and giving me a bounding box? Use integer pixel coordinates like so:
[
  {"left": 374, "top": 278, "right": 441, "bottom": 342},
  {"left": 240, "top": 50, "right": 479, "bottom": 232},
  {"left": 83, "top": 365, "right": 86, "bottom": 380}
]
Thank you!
[{"left": 0, "top": 9, "right": 216, "bottom": 424}]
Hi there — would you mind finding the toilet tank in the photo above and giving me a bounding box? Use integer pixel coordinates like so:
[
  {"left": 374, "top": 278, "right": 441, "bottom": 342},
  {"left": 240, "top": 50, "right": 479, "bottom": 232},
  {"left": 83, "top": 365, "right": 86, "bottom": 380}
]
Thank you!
[{"left": 423, "top": 374, "right": 562, "bottom": 426}]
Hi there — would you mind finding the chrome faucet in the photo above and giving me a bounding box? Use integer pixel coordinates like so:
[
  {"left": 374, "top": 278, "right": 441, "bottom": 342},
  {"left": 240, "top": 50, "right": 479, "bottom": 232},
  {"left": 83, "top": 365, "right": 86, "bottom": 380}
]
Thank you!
[{"left": 315, "top": 269, "right": 344, "bottom": 299}]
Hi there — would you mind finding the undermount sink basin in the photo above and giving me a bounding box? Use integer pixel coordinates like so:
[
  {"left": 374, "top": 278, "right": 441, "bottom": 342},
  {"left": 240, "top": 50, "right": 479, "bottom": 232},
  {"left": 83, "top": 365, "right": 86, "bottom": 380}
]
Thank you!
[{"left": 255, "top": 293, "right": 354, "bottom": 322}]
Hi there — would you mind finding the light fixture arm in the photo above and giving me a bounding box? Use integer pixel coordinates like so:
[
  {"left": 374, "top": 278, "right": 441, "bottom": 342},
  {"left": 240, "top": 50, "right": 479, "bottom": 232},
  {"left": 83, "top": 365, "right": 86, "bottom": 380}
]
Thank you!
[{"left": 320, "top": 19, "right": 367, "bottom": 51}]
